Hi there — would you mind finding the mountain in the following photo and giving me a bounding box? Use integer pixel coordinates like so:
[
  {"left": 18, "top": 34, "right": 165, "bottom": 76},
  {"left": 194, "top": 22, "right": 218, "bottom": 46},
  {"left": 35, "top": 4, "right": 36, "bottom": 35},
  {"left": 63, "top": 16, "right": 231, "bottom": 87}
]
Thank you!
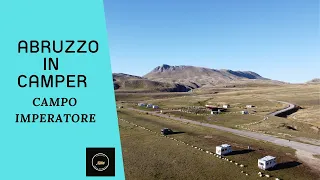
[
  {"left": 143, "top": 64, "right": 279, "bottom": 88},
  {"left": 306, "top": 78, "right": 320, "bottom": 84},
  {"left": 113, "top": 73, "right": 191, "bottom": 92}
]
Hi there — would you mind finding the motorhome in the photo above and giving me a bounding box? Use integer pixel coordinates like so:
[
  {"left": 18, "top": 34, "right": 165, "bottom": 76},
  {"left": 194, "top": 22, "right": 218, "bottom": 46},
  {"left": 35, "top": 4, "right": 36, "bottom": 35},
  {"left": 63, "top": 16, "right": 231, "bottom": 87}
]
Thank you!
[
  {"left": 258, "top": 156, "right": 277, "bottom": 170},
  {"left": 216, "top": 144, "right": 232, "bottom": 155}
]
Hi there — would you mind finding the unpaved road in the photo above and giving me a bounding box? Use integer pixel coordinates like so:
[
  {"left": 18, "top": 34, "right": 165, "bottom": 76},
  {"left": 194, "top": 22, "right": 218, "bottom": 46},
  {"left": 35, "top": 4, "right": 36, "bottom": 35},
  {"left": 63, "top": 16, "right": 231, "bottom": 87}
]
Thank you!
[{"left": 128, "top": 108, "right": 320, "bottom": 155}]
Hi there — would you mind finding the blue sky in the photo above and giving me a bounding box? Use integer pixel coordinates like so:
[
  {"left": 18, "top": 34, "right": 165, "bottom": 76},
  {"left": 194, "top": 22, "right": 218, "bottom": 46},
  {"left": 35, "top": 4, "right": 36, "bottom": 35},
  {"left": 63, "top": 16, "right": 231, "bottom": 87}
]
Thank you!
[{"left": 103, "top": 0, "right": 319, "bottom": 83}]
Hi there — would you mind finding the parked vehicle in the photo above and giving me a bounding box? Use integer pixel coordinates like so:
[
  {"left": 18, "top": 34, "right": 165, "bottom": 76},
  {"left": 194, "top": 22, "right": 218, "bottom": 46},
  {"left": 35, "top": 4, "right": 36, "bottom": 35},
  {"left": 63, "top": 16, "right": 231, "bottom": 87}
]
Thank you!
[
  {"left": 216, "top": 144, "right": 232, "bottom": 155},
  {"left": 161, "top": 128, "right": 173, "bottom": 135},
  {"left": 258, "top": 156, "right": 277, "bottom": 170}
]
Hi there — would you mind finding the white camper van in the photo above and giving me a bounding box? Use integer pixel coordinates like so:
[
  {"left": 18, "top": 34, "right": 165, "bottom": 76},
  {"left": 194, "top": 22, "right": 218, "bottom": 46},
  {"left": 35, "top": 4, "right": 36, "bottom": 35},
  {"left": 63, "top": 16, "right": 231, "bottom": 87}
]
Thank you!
[
  {"left": 258, "top": 156, "right": 277, "bottom": 170},
  {"left": 216, "top": 144, "right": 232, "bottom": 155}
]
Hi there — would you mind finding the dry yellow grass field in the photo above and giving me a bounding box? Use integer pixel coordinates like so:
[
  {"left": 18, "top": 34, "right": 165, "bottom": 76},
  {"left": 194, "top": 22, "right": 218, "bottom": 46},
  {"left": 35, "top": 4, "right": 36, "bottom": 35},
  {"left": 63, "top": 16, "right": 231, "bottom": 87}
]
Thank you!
[
  {"left": 118, "top": 109, "right": 319, "bottom": 180},
  {"left": 116, "top": 83, "right": 320, "bottom": 179},
  {"left": 117, "top": 84, "right": 319, "bottom": 144}
]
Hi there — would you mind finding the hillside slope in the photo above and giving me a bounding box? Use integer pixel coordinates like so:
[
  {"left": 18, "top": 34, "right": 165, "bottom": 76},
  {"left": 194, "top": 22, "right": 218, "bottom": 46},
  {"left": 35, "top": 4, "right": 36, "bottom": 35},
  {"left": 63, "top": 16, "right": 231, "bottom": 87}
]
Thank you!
[
  {"left": 113, "top": 73, "right": 191, "bottom": 92},
  {"left": 307, "top": 78, "right": 320, "bottom": 84},
  {"left": 143, "top": 64, "right": 281, "bottom": 88}
]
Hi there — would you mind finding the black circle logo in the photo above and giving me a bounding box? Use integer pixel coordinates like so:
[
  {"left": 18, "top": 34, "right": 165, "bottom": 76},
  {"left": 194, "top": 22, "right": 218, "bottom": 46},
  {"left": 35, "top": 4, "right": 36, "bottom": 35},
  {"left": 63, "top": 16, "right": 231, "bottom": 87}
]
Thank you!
[{"left": 91, "top": 153, "right": 109, "bottom": 172}]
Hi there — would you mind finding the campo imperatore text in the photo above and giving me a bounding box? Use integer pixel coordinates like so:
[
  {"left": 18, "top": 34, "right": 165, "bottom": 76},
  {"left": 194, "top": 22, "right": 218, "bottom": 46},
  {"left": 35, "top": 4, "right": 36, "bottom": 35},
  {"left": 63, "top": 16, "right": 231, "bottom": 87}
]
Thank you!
[
  {"left": 16, "top": 114, "right": 96, "bottom": 123},
  {"left": 16, "top": 97, "right": 96, "bottom": 123}
]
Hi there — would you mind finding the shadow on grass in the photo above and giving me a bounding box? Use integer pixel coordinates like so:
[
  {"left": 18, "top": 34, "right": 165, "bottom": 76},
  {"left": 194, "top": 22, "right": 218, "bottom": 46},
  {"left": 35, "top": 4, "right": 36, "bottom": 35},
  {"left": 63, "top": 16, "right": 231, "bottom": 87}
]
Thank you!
[
  {"left": 171, "top": 131, "right": 185, "bottom": 135},
  {"left": 227, "top": 149, "right": 254, "bottom": 156},
  {"left": 270, "top": 161, "right": 302, "bottom": 171}
]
